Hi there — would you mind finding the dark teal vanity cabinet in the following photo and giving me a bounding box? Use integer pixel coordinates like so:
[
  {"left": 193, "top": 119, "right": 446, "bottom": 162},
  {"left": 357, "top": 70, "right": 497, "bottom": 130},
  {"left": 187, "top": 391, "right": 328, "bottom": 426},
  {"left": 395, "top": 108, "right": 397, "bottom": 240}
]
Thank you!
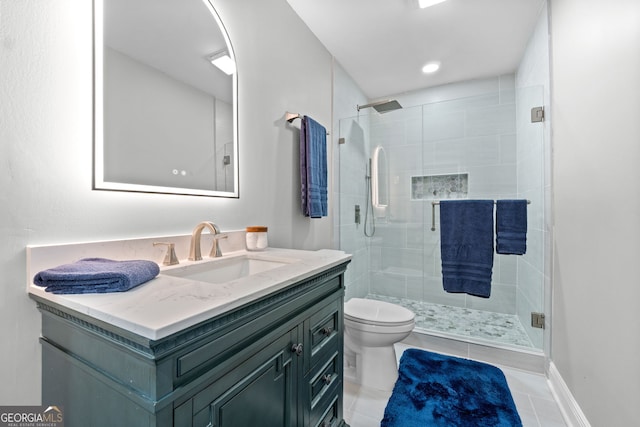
[{"left": 34, "top": 261, "right": 350, "bottom": 427}]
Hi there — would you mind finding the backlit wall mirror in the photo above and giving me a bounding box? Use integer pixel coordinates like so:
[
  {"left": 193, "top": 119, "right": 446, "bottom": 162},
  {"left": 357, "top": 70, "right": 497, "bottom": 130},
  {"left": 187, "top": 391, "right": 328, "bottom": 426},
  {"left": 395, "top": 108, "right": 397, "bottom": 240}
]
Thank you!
[{"left": 94, "top": 0, "right": 238, "bottom": 197}]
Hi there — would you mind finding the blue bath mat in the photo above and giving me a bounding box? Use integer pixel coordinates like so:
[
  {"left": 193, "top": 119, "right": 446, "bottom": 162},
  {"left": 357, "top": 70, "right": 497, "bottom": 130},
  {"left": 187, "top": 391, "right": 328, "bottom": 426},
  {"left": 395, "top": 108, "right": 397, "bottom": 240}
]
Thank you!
[{"left": 381, "top": 349, "right": 522, "bottom": 427}]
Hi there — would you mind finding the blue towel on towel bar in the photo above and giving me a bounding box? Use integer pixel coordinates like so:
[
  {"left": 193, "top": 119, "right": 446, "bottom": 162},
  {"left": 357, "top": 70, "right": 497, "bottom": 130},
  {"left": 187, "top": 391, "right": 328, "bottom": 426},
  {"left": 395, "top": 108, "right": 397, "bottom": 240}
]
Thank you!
[
  {"left": 496, "top": 199, "right": 528, "bottom": 255},
  {"left": 33, "top": 258, "right": 159, "bottom": 294},
  {"left": 300, "top": 115, "right": 328, "bottom": 218},
  {"left": 440, "top": 200, "right": 494, "bottom": 298}
]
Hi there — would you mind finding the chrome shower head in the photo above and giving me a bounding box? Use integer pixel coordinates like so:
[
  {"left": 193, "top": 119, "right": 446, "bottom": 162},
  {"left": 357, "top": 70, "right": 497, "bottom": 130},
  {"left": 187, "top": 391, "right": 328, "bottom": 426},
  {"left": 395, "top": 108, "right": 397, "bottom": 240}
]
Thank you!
[{"left": 357, "top": 99, "right": 403, "bottom": 114}]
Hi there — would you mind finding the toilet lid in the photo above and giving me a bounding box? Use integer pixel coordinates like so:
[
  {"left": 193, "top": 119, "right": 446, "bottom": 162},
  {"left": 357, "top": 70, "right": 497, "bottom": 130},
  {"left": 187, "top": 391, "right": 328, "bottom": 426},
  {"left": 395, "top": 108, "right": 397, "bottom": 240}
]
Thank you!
[{"left": 344, "top": 298, "right": 415, "bottom": 326}]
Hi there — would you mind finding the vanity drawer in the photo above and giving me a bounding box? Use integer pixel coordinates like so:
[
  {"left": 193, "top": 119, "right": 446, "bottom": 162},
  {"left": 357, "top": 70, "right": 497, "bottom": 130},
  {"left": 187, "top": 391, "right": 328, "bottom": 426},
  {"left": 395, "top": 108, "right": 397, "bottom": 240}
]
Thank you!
[
  {"left": 308, "top": 298, "right": 341, "bottom": 370},
  {"left": 309, "top": 351, "right": 340, "bottom": 404},
  {"left": 312, "top": 391, "right": 341, "bottom": 427},
  {"left": 176, "top": 303, "right": 287, "bottom": 380},
  {"left": 176, "top": 323, "right": 248, "bottom": 379},
  {"left": 309, "top": 352, "right": 341, "bottom": 427}
]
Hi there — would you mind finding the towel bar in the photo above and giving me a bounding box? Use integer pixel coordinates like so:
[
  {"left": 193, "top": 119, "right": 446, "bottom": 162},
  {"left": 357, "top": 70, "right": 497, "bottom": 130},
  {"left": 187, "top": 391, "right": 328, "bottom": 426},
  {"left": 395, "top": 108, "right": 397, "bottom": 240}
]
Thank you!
[
  {"left": 430, "top": 200, "right": 531, "bottom": 231},
  {"left": 285, "top": 112, "right": 330, "bottom": 135}
]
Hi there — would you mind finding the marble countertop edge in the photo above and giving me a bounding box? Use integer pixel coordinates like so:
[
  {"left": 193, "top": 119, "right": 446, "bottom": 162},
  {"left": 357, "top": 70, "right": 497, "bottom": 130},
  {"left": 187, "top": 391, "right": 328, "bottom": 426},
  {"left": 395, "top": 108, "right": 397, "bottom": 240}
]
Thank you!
[{"left": 28, "top": 247, "right": 351, "bottom": 341}]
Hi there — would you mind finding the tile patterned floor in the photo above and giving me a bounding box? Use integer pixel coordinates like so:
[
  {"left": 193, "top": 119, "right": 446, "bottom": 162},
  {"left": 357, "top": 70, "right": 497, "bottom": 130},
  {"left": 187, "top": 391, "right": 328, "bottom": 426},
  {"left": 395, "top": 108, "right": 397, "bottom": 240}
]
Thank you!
[
  {"left": 343, "top": 343, "right": 568, "bottom": 427},
  {"left": 367, "top": 294, "right": 535, "bottom": 348}
]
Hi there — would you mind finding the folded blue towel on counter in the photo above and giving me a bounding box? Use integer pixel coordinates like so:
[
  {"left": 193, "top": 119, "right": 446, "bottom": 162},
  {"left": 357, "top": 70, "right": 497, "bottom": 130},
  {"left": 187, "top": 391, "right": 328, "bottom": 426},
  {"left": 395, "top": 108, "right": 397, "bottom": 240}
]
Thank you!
[
  {"left": 300, "top": 115, "right": 328, "bottom": 218},
  {"left": 440, "top": 200, "right": 494, "bottom": 298},
  {"left": 496, "top": 199, "right": 528, "bottom": 255},
  {"left": 33, "top": 258, "right": 159, "bottom": 294}
]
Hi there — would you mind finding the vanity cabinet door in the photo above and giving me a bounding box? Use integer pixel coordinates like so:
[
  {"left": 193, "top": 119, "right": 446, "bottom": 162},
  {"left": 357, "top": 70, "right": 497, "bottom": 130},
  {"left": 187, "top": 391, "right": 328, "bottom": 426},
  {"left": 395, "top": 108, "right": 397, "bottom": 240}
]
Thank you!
[{"left": 178, "top": 327, "right": 298, "bottom": 427}]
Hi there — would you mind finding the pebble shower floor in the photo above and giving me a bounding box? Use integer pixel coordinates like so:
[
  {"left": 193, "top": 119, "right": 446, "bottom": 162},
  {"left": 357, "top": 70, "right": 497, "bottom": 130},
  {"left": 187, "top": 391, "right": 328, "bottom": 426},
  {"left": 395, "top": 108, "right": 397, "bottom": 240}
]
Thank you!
[{"left": 367, "top": 294, "right": 534, "bottom": 348}]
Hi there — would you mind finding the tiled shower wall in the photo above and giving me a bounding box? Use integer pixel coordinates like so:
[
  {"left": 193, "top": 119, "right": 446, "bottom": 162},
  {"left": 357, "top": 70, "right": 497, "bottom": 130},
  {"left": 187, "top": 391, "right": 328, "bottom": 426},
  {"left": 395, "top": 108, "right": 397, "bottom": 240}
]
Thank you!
[
  {"left": 515, "top": 86, "right": 545, "bottom": 349},
  {"left": 515, "top": 3, "right": 550, "bottom": 350},
  {"left": 367, "top": 77, "right": 525, "bottom": 318}
]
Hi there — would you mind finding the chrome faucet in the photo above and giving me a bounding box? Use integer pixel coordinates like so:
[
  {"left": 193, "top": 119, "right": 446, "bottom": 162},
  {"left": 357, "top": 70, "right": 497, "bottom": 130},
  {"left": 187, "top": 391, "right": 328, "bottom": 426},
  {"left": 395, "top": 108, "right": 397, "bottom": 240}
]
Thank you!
[{"left": 188, "top": 221, "right": 227, "bottom": 261}]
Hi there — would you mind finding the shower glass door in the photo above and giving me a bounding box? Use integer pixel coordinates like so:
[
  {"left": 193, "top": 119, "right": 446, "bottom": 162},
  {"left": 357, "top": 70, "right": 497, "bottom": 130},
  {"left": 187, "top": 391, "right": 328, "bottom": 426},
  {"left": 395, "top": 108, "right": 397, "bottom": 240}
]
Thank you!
[{"left": 338, "top": 85, "right": 546, "bottom": 351}]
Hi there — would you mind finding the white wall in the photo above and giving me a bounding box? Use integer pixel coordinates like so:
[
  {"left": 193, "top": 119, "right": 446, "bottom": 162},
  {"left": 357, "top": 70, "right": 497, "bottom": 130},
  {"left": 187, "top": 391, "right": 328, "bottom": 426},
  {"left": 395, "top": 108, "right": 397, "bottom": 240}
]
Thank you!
[
  {"left": 550, "top": 0, "right": 640, "bottom": 425},
  {"left": 0, "top": 0, "right": 334, "bottom": 404}
]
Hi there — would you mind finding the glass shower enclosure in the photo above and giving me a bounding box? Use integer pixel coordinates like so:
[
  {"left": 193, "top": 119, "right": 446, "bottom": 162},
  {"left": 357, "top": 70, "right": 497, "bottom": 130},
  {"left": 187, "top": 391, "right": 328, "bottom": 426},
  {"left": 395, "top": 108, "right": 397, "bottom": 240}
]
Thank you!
[{"left": 338, "top": 85, "right": 546, "bottom": 351}]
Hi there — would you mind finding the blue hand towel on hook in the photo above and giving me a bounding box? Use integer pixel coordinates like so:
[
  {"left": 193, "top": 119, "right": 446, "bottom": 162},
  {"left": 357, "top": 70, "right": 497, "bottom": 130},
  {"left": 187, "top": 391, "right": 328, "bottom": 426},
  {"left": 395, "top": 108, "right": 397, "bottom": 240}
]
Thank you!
[
  {"left": 440, "top": 200, "right": 494, "bottom": 298},
  {"left": 496, "top": 199, "right": 528, "bottom": 255},
  {"left": 300, "top": 115, "right": 327, "bottom": 218},
  {"left": 33, "top": 258, "right": 160, "bottom": 294}
]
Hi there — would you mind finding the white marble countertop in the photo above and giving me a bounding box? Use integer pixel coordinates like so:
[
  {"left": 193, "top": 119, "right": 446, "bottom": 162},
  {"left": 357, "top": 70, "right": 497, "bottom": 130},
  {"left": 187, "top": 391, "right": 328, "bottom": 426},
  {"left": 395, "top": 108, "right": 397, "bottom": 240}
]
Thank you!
[{"left": 28, "top": 247, "right": 351, "bottom": 340}]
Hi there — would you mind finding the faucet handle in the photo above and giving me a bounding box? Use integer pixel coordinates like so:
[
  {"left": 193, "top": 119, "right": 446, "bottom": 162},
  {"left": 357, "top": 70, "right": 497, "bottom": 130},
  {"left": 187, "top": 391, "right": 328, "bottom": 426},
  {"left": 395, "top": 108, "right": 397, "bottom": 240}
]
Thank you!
[
  {"left": 209, "top": 234, "right": 228, "bottom": 258},
  {"left": 153, "top": 242, "right": 180, "bottom": 266}
]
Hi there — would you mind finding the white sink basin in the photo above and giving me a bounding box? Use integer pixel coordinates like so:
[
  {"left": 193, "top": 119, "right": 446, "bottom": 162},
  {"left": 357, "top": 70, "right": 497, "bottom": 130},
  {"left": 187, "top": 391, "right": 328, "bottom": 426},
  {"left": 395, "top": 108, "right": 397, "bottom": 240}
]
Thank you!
[{"left": 162, "top": 254, "right": 297, "bottom": 284}]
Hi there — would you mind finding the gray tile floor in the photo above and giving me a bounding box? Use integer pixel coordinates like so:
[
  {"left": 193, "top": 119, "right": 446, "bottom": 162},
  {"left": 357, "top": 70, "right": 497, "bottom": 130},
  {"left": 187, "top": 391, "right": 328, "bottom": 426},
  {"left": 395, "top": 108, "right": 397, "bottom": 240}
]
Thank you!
[
  {"left": 367, "top": 294, "right": 535, "bottom": 348},
  {"left": 343, "top": 343, "right": 567, "bottom": 427}
]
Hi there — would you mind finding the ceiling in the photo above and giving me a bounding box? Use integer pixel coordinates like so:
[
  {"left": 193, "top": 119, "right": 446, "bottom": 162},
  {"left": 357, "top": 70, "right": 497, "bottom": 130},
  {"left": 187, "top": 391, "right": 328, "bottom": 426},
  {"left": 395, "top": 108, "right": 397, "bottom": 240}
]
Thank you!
[{"left": 286, "top": 0, "right": 545, "bottom": 100}]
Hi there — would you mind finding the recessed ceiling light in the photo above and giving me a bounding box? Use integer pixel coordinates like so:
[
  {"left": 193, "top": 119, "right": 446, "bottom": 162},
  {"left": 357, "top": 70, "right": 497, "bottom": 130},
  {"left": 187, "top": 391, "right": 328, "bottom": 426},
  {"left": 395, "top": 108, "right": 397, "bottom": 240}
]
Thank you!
[
  {"left": 422, "top": 62, "right": 440, "bottom": 74},
  {"left": 419, "top": 0, "right": 447, "bottom": 8},
  {"left": 207, "top": 51, "right": 236, "bottom": 75}
]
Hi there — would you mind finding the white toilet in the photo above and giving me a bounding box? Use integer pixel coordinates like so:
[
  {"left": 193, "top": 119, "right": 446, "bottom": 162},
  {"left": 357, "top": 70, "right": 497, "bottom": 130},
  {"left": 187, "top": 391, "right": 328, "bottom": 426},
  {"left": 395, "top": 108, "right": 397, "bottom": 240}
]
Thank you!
[{"left": 343, "top": 298, "right": 415, "bottom": 391}]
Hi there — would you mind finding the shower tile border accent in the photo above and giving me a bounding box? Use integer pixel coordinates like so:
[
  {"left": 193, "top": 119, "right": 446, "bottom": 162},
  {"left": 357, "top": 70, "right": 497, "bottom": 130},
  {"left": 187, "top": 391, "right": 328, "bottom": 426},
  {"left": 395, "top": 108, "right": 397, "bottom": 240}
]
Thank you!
[{"left": 411, "top": 173, "right": 469, "bottom": 200}]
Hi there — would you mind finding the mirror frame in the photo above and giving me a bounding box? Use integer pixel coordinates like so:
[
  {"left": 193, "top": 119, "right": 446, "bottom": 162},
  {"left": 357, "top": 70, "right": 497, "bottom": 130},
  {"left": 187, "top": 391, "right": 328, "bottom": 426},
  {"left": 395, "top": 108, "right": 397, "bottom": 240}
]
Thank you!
[{"left": 92, "top": 0, "right": 239, "bottom": 198}]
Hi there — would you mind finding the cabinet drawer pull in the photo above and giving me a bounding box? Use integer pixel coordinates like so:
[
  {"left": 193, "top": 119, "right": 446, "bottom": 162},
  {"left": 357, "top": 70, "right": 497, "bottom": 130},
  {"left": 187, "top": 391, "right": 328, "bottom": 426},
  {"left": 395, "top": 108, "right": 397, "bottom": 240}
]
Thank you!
[
  {"left": 321, "top": 327, "right": 333, "bottom": 336},
  {"left": 291, "top": 343, "right": 303, "bottom": 356},
  {"left": 322, "top": 374, "right": 332, "bottom": 385}
]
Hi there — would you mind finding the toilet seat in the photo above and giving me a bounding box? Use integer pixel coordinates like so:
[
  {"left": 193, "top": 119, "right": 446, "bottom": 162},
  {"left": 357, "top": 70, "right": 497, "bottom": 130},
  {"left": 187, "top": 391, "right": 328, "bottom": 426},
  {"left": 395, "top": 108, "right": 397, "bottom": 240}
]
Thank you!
[
  {"left": 344, "top": 298, "right": 415, "bottom": 327},
  {"left": 344, "top": 317, "right": 414, "bottom": 334}
]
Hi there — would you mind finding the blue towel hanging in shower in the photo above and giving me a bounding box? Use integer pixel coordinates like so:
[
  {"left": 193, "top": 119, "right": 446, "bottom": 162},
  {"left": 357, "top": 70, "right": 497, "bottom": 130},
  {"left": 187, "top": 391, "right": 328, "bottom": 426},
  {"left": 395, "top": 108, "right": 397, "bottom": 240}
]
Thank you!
[
  {"left": 300, "top": 115, "right": 328, "bottom": 218},
  {"left": 440, "top": 200, "right": 494, "bottom": 298},
  {"left": 496, "top": 199, "right": 528, "bottom": 255}
]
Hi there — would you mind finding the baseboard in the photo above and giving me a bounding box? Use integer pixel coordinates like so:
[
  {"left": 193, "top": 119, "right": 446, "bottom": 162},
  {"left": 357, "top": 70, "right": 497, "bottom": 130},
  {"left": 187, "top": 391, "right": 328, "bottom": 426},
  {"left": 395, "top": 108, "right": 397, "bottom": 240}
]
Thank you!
[{"left": 547, "top": 362, "right": 591, "bottom": 427}]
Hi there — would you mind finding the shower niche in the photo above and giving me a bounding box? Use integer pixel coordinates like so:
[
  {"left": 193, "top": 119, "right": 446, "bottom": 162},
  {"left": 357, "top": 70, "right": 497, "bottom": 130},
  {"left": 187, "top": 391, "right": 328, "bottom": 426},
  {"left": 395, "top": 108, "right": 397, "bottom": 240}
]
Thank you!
[{"left": 411, "top": 173, "right": 469, "bottom": 201}]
